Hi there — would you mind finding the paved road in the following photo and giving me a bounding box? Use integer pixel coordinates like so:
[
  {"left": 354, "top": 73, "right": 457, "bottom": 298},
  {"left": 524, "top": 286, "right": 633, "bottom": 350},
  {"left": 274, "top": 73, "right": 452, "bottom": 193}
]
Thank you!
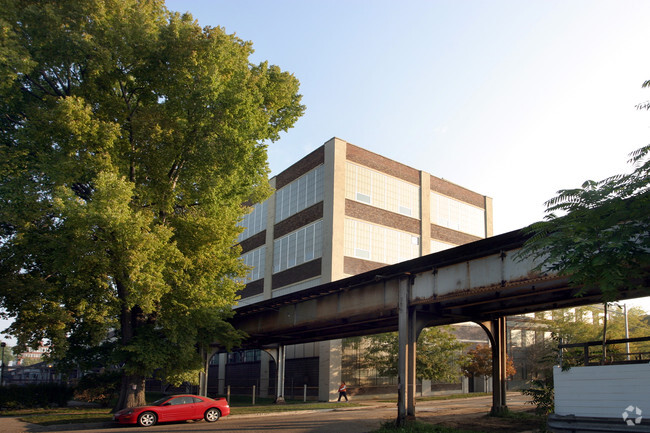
[{"left": 0, "top": 394, "right": 532, "bottom": 433}]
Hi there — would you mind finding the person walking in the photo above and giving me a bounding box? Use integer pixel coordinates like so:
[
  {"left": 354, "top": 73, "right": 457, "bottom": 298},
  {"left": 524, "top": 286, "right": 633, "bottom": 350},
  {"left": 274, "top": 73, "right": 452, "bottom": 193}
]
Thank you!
[{"left": 337, "top": 381, "right": 348, "bottom": 402}]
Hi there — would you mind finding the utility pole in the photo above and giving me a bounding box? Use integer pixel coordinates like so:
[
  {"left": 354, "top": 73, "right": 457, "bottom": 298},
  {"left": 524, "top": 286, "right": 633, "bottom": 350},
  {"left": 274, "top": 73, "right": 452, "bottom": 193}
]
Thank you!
[{"left": 1, "top": 342, "right": 6, "bottom": 387}]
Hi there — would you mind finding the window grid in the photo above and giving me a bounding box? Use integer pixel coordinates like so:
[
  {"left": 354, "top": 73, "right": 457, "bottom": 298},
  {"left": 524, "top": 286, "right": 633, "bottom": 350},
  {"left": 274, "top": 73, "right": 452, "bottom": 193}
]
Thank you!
[
  {"left": 344, "top": 219, "right": 420, "bottom": 265},
  {"left": 238, "top": 201, "right": 268, "bottom": 242},
  {"left": 273, "top": 220, "right": 323, "bottom": 273},
  {"left": 345, "top": 163, "right": 420, "bottom": 218},
  {"left": 240, "top": 246, "right": 266, "bottom": 283},
  {"left": 430, "top": 239, "right": 455, "bottom": 253},
  {"left": 275, "top": 165, "right": 324, "bottom": 223},
  {"left": 430, "top": 192, "right": 486, "bottom": 238}
]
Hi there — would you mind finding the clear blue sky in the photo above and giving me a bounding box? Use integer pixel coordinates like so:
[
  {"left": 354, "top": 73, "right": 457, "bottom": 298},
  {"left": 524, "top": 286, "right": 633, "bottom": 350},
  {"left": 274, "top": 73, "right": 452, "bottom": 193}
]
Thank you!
[{"left": 3, "top": 0, "right": 650, "bottom": 344}]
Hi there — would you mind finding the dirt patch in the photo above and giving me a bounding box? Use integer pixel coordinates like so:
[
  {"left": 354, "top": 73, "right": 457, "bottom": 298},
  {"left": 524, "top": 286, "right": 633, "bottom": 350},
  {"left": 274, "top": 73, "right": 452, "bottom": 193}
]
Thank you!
[{"left": 418, "top": 409, "right": 545, "bottom": 433}]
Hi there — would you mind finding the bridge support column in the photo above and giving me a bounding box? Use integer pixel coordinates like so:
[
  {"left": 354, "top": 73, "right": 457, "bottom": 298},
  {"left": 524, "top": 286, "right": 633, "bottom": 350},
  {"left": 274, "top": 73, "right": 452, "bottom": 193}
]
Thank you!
[
  {"left": 262, "top": 346, "right": 287, "bottom": 403},
  {"left": 397, "top": 275, "right": 417, "bottom": 425},
  {"left": 276, "top": 345, "right": 286, "bottom": 403},
  {"left": 477, "top": 317, "right": 509, "bottom": 415}
]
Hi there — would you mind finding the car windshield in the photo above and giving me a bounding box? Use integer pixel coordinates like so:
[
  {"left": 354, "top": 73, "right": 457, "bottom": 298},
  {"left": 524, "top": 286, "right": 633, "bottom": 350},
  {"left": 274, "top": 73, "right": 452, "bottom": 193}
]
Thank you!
[{"left": 151, "top": 397, "right": 172, "bottom": 406}]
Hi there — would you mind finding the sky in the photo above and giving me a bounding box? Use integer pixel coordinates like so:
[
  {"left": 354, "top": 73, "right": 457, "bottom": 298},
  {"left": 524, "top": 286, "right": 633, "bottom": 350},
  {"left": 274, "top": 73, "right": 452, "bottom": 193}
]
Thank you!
[
  {"left": 162, "top": 0, "right": 649, "bottom": 237},
  {"left": 3, "top": 0, "right": 650, "bottom": 345}
]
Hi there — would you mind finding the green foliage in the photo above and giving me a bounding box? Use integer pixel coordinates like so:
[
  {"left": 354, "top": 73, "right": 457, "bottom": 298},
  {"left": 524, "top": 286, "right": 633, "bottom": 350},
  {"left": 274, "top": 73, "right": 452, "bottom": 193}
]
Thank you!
[
  {"left": 0, "top": 383, "right": 73, "bottom": 409},
  {"left": 1, "top": 345, "right": 14, "bottom": 366},
  {"left": 0, "top": 0, "right": 304, "bottom": 407},
  {"left": 460, "top": 344, "right": 516, "bottom": 379},
  {"left": 364, "top": 327, "right": 466, "bottom": 383},
  {"left": 529, "top": 305, "right": 650, "bottom": 368},
  {"left": 73, "top": 371, "right": 121, "bottom": 407},
  {"left": 518, "top": 144, "right": 650, "bottom": 302},
  {"left": 522, "top": 379, "right": 554, "bottom": 416}
]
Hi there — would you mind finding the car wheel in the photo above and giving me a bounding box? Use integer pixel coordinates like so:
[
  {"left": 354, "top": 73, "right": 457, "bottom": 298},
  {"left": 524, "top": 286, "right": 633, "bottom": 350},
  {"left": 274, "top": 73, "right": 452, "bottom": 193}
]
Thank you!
[
  {"left": 137, "top": 411, "right": 157, "bottom": 427},
  {"left": 204, "top": 408, "right": 221, "bottom": 422}
]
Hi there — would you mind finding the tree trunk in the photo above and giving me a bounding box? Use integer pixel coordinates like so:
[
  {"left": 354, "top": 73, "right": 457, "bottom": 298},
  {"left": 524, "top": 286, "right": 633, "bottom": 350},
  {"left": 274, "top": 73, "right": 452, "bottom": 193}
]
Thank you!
[
  {"left": 113, "top": 276, "right": 147, "bottom": 412},
  {"left": 114, "top": 374, "right": 146, "bottom": 412}
]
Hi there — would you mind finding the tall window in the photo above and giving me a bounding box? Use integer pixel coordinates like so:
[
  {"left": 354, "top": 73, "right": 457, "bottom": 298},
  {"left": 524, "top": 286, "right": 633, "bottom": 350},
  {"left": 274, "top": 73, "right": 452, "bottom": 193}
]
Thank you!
[
  {"left": 345, "top": 163, "right": 420, "bottom": 218},
  {"left": 238, "top": 201, "right": 267, "bottom": 242},
  {"left": 430, "top": 239, "right": 455, "bottom": 253},
  {"left": 344, "top": 219, "right": 420, "bottom": 264},
  {"left": 430, "top": 192, "right": 486, "bottom": 238},
  {"left": 240, "top": 246, "right": 265, "bottom": 283},
  {"left": 273, "top": 220, "right": 323, "bottom": 273},
  {"left": 275, "top": 165, "right": 324, "bottom": 223}
]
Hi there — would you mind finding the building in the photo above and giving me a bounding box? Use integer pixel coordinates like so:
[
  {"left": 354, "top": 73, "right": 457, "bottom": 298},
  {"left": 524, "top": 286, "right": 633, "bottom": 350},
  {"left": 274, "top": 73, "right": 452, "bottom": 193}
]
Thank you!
[{"left": 210, "top": 137, "right": 493, "bottom": 401}]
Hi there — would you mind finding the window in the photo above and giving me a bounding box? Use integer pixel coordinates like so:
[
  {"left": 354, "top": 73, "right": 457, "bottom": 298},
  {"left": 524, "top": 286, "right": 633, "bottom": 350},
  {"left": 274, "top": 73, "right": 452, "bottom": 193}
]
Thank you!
[
  {"left": 431, "top": 240, "right": 455, "bottom": 253},
  {"left": 237, "top": 201, "right": 267, "bottom": 242},
  {"left": 273, "top": 221, "right": 323, "bottom": 273},
  {"left": 240, "top": 246, "right": 266, "bottom": 283},
  {"left": 228, "top": 349, "right": 261, "bottom": 364},
  {"left": 344, "top": 219, "right": 420, "bottom": 264},
  {"left": 275, "top": 165, "right": 324, "bottom": 223},
  {"left": 346, "top": 163, "right": 420, "bottom": 218},
  {"left": 430, "top": 192, "right": 486, "bottom": 238}
]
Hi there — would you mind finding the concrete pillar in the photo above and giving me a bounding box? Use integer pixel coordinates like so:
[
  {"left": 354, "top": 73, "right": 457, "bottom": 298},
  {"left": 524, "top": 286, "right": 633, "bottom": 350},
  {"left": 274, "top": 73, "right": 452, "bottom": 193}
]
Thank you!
[
  {"left": 319, "top": 138, "right": 347, "bottom": 403},
  {"left": 321, "top": 137, "right": 347, "bottom": 281},
  {"left": 218, "top": 353, "right": 227, "bottom": 395},
  {"left": 484, "top": 196, "right": 493, "bottom": 238},
  {"left": 420, "top": 172, "right": 431, "bottom": 255},
  {"left": 318, "top": 339, "right": 342, "bottom": 401},
  {"left": 260, "top": 350, "right": 270, "bottom": 398}
]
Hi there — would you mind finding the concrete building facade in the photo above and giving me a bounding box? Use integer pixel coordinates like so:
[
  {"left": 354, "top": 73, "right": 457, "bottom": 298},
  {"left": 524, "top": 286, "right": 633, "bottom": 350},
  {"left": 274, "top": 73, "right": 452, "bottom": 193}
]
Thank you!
[{"left": 212, "top": 137, "right": 493, "bottom": 401}]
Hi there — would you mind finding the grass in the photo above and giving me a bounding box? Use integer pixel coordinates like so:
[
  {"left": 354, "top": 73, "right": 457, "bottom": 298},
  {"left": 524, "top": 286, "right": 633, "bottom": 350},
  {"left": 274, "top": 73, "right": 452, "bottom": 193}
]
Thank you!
[
  {"left": 2, "top": 408, "right": 113, "bottom": 426},
  {"left": 371, "top": 420, "right": 490, "bottom": 433}
]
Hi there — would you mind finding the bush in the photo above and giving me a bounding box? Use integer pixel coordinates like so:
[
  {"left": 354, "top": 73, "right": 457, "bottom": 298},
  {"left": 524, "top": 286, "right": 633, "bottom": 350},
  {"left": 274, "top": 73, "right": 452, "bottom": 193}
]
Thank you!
[
  {"left": 73, "top": 371, "right": 121, "bottom": 407},
  {"left": 0, "top": 383, "right": 73, "bottom": 409},
  {"left": 522, "top": 379, "right": 554, "bottom": 416}
]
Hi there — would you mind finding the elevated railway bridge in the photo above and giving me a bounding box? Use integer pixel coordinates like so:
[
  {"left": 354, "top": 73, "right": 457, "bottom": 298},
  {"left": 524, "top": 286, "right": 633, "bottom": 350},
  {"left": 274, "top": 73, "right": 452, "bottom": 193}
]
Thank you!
[{"left": 215, "top": 229, "right": 648, "bottom": 422}]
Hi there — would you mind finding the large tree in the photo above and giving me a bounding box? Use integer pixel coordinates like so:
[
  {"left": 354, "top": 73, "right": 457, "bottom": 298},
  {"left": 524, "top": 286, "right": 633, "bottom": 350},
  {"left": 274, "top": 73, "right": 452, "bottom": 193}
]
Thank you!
[{"left": 0, "top": 0, "right": 304, "bottom": 410}]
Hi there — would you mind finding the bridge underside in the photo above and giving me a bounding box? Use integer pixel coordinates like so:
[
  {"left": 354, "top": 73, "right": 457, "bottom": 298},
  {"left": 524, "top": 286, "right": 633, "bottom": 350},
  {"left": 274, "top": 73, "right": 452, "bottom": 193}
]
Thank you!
[
  {"left": 232, "top": 230, "right": 647, "bottom": 348},
  {"left": 237, "top": 274, "right": 618, "bottom": 347},
  {"left": 224, "top": 229, "right": 649, "bottom": 421}
]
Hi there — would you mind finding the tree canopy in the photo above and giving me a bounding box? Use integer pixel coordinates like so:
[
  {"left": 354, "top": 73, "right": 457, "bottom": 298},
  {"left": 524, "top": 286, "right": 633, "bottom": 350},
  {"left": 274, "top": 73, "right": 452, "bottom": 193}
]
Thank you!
[
  {"left": 518, "top": 143, "right": 650, "bottom": 302},
  {"left": 460, "top": 344, "right": 516, "bottom": 379},
  {"left": 0, "top": 0, "right": 304, "bottom": 408}
]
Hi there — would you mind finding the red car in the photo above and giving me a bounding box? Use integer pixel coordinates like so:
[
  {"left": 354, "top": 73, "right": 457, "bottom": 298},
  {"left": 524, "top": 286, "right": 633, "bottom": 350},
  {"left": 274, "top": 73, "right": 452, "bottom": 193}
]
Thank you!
[{"left": 113, "top": 394, "right": 230, "bottom": 427}]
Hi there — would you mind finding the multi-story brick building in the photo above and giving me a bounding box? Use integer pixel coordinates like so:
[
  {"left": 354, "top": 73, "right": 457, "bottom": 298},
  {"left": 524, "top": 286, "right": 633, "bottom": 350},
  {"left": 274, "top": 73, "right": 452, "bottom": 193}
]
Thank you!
[{"left": 209, "top": 137, "right": 493, "bottom": 401}]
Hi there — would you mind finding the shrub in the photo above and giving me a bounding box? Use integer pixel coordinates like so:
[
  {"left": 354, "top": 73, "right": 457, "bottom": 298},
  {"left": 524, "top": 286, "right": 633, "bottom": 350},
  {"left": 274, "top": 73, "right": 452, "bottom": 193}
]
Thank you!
[
  {"left": 73, "top": 371, "right": 121, "bottom": 407},
  {"left": 0, "top": 383, "right": 73, "bottom": 409},
  {"left": 522, "top": 379, "right": 554, "bottom": 416}
]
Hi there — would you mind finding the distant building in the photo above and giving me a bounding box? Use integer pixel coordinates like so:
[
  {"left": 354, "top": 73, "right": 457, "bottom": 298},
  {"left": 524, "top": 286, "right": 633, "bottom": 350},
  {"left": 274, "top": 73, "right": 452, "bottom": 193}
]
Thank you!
[
  {"left": 17, "top": 342, "right": 48, "bottom": 366},
  {"left": 210, "top": 137, "right": 493, "bottom": 400}
]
